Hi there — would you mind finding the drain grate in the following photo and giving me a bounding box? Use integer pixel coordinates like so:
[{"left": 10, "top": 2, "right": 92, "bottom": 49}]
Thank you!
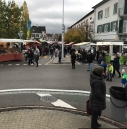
[{"left": 40, "top": 96, "right": 58, "bottom": 103}]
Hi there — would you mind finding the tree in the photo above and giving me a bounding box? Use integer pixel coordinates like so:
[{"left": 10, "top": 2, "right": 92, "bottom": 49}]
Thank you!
[
  {"left": 64, "top": 24, "right": 92, "bottom": 43},
  {"left": 0, "top": 0, "right": 30, "bottom": 39},
  {"left": 20, "top": 1, "right": 29, "bottom": 39}
]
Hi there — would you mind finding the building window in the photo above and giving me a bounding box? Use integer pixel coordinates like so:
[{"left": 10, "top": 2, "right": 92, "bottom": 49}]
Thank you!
[
  {"left": 32, "top": 34, "right": 35, "bottom": 37},
  {"left": 104, "top": 24, "right": 108, "bottom": 32},
  {"left": 105, "top": 7, "right": 110, "bottom": 17},
  {"left": 90, "top": 17, "right": 92, "bottom": 20},
  {"left": 98, "top": 10, "right": 103, "bottom": 20},
  {"left": 113, "top": 3, "right": 118, "bottom": 14},
  {"left": 97, "top": 25, "right": 102, "bottom": 33},
  {"left": 36, "top": 34, "right": 39, "bottom": 38},
  {"left": 113, "top": 22, "right": 116, "bottom": 31}
]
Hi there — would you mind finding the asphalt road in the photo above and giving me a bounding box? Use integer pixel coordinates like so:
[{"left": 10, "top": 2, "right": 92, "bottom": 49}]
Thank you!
[
  {"left": 0, "top": 55, "right": 127, "bottom": 125},
  {"left": 0, "top": 56, "right": 122, "bottom": 92}
]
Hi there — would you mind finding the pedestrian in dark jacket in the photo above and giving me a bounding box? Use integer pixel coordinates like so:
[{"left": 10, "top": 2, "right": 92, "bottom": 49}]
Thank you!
[
  {"left": 58, "top": 48, "right": 62, "bottom": 63},
  {"left": 71, "top": 51, "right": 76, "bottom": 69},
  {"left": 86, "top": 50, "right": 94, "bottom": 71},
  {"left": 27, "top": 49, "right": 34, "bottom": 66},
  {"left": 112, "top": 54, "right": 121, "bottom": 78},
  {"left": 89, "top": 66, "right": 106, "bottom": 129},
  {"left": 98, "top": 53, "right": 105, "bottom": 65}
]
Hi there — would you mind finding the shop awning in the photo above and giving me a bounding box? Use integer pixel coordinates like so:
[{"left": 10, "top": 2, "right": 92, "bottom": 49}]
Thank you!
[
  {"left": 73, "top": 42, "right": 90, "bottom": 46},
  {"left": 96, "top": 42, "right": 124, "bottom": 46},
  {"left": 0, "top": 39, "right": 24, "bottom": 43}
]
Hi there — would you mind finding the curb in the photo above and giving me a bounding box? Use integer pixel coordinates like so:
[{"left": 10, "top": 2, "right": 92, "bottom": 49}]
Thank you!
[{"left": 0, "top": 106, "right": 127, "bottom": 128}]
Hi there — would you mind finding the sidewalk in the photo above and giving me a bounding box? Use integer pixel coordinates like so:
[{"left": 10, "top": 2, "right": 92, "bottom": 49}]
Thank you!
[{"left": 0, "top": 106, "right": 119, "bottom": 129}]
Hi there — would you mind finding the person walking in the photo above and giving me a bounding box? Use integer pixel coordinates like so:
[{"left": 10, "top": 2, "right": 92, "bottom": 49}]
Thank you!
[
  {"left": 86, "top": 50, "right": 94, "bottom": 71},
  {"left": 34, "top": 48, "right": 40, "bottom": 67},
  {"left": 50, "top": 46, "right": 54, "bottom": 58},
  {"left": 112, "top": 54, "right": 121, "bottom": 78},
  {"left": 71, "top": 51, "right": 76, "bottom": 69},
  {"left": 89, "top": 66, "right": 106, "bottom": 129},
  {"left": 27, "top": 48, "right": 33, "bottom": 66},
  {"left": 58, "top": 48, "right": 62, "bottom": 63}
]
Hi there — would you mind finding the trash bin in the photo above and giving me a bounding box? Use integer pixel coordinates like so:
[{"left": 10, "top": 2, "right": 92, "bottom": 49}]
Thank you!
[{"left": 109, "top": 86, "right": 127, "bottom": 122}]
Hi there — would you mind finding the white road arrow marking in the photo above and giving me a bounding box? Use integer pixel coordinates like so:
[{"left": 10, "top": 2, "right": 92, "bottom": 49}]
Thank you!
[{"left": 36, "top": 93, "right": 77, "bottom": 109}]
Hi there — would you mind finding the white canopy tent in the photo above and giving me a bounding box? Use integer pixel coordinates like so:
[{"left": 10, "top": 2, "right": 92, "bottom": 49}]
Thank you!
[
  {"left": 0, "top": 38, "right": 24, "bottom": 43},
  {"left": 95, "top": 42, "right": 124, "bottom": 56},
  {"left": 96, "top": 42, "right": 124, "bottom": 46},
  {"left": 72, "top": 42, "right": 91, "bottom": 51}
]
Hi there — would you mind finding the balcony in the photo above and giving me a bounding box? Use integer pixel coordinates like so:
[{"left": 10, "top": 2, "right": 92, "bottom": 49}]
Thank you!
[{"left": 118, "top": 8, "right": 127, "bottom": 20}]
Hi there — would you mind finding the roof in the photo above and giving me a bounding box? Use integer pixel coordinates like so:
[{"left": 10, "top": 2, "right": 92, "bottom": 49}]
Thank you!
[
  {"left": 46, "top": 34, "right": 53, "bottom": 37},
  {"left": 31, "top": 26, "right": 46, "bottom": 33},
  {"left": 69, "top": 10, "right": 94, "bottom": 28},
  {"left": 92, "top": 0, "right": 109, "bottom": 9}
]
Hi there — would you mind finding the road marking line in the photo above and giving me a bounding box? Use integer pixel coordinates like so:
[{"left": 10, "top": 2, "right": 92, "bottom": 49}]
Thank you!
[
  {"left": 38, "top": 64, "right": 42, "bottom": 66},
  {"left": 15, "top": 64, "right": 20, "bottom": 66},
  {"left": 23, "top": 64, "right": 28, "bottom": 65},
  {"left": 76, "top": 61, "right": 81, "bottom": 65},
  {"left": 45, "top": 58, "right": 54, "bottom": 65},
  {"left": 52, "top": 99, "right": 76, "bottom": 109},
  {"left": 44, "top": 56, "right": 47, "bottom": 58},
  {"left": 37, "top": 93, "right": 52, "bottom": 97},
  {"left": 36, "top": 93, "right": 76, "bottom": 109},
  {"left": 8, "top": 64, "right": 12, "bottom": 66}
]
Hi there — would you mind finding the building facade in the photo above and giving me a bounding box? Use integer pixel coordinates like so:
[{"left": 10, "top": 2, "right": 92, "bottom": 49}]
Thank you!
[
  {"left": 93, "top": 0, "right": 127, "bottom": 42},
  {"left": 69, "top": 10, "right": 94, "bottom": 40},
  {"left": 31, "top": 26, "right": 46, "bottom": 40}
]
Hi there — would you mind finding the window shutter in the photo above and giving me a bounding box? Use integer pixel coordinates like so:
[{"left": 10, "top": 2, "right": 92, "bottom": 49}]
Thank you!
[
  {"left": 101, "top": 10, "right": 103, "bottom": 19},
  {"left": 101, "top": 24, "right": 105, "bottom": 33},
  {"left": 111, "top": 22, "right": 113, "bottom": 31},
  {"left": 97, "top": 25, "right": 99, "bottom": 33},
  {"left": 108, "top": 23, "right": 110, "bottom": 32},
  {"left": 119, "top": 20, "right": 123, "bottom": 33},
  {"left": 113, "top": 4, "right": 115, "bottom": 14},
  {"left": 116, "top": 3, "right": 118, "bottom": 13},
  {"left": 116, "top": 21, "right": 118, "bottom": 31},
  {"left": 98, "top": 12, "right": 100, "bottom": 19},
  {"left": 124, "top": 0, "right": 127, "bottom": 14}
]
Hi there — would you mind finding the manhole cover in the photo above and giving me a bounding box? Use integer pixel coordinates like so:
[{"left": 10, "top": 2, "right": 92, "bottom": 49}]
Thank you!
[{"left": 40, "top": 96, "right": 58, "bottom": 103}]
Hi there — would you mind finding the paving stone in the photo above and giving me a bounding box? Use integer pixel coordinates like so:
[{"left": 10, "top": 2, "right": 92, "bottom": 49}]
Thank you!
[{"left": 0, "top": 109, "right": 118, "bottom": 129}]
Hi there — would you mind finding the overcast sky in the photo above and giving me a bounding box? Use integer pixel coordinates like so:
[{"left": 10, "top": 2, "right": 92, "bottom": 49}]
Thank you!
[{"left": 5, "top": 0, "right": 102, "bottom": 34}]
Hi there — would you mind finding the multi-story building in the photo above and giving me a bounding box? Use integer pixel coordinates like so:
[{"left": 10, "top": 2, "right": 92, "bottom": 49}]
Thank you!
[
  {"left": 31, "top": 25, "right": 46, "bottom": 40},
  {"left": 93, "top": 0, "right": 127, "bottom": 42},
  {"left": 68, "top": 10, "right": 94, "bottom": 40}
]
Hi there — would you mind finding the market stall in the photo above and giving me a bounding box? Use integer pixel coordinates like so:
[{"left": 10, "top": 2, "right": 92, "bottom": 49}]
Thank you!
[
  {"left": 95, "top": 42, "right": 127, "bottom": 64},
  {"left": 0, "top": 39, "right": 24, "bottom": 62},
  {"left": 72, "top": 42, "right": 91, "bottom": 51}
]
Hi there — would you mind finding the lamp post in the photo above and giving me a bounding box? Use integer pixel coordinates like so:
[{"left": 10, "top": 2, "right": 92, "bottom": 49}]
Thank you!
[
  {"left": 62, "top": 0, "right": 65, "bottom": 58},
  {"left": 18, "top": 16, "right": 23, "bottom": 52}
]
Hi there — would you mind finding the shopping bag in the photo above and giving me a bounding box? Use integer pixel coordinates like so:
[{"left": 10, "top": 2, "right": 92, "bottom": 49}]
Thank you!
[{"left": 86, "top": 100, "right": 92, "bottom": 115}]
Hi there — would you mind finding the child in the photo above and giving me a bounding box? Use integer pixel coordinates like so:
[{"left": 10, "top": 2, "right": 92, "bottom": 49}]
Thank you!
[
  {"left": 121, "top": 69, "right": 127, "bottom": 88},
  {"left": 106, "top": 62, "right": 113, "bottom": 81},
  {"left": 100, "top": 61, "right": 107, "bottom": 78}
]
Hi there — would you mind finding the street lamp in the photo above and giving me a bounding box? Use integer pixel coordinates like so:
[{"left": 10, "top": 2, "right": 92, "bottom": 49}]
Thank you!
[{"left": 62, "top": 0, "right": 65, "bottom": 58}]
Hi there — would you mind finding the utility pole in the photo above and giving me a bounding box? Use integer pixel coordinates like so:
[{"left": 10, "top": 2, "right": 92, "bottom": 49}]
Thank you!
[{"left": 62, "top": 0, "right": 65, "bottom": 58}]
